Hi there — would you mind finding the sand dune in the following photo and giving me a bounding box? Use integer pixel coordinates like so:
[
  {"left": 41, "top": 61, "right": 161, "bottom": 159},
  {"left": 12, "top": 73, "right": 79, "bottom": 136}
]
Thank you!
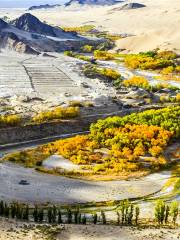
[{"left": 0, "top": 0, "right": 179, "bottom": 53}]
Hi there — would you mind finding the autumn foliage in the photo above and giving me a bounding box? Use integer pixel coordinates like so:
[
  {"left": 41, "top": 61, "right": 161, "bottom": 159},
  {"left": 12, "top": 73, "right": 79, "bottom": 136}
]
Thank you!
[
  {"left": 32, "top": 106, "right": 79, "bottom": 123},
  {"left": 123, "top": 76, "right": 149, "bottom": 89},
  {"left": 0, "top": 114, "right": 22, "bottom": 127}
]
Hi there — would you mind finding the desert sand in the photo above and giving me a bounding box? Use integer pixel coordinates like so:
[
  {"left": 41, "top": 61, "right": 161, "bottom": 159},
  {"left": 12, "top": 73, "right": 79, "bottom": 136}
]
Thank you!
[{"left": 0, "top": 0, "right": 179, "bottom": 53}]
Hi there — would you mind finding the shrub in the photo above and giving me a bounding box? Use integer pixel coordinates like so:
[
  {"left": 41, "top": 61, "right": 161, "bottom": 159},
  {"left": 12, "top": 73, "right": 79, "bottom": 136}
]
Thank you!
[
  {"left": 123, "top": 76, "right": 150, "bottom": 90},
  {"left": 94, "top": 50, "right": 115, "bottom": 60},
  {"left": 32, "top": 106, "right": 79, "bottom": 123},
  {"left": 0, "top": 114, "right": 22, "bottom": 127},
  {"left": 83, "top": 64, "right": 121, "bottom": 81},
  {"left": 81, "top": 45, "right": 94, "bottom": 53},
  {"left": 157, "top": 51, "right": 177, "bottom": 60},
  {"left": 161, "top": 66, "right": 174, "bottom": 75}
]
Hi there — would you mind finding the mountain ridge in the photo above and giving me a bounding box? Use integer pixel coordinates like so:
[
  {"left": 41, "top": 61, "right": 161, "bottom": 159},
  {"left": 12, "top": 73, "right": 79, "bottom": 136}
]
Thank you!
[
  {"left": 65, "top": 0, "right": 121, "bottom": 7},
  {"left": 0, "top": 13, "right": 102, "bottom": 54}
]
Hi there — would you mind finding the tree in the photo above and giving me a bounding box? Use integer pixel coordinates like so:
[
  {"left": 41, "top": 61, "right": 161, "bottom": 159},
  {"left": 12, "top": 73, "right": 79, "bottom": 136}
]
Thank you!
[
  {"left": 4, "top": 203, "right": 9, "bottom": 218},
  {"left": 58, "top": 210, "right": 63, "bottom": 224},
  {"left": 82, "top": 215, "right": 87, "bottom": 225},
  {"left": 33, "top": 205, "right": 39, "bottom": 223},
  {"left": 116, "top": 211, "right": 120, "bottom": 225},
  {"left": 165, "top": 205, "right": 170, "bottom": 224},
  {"left": 135, "top": 206, "right": 140, "bottom": 225},
  {"left": 127, "top": 204, "right": 134, "bottom": 225},
  {"left": 78, "top": 213, "right": 82, "bottom": 224},
  {"left": 23, "top": 205, "right": 29, "bottom": 221},
  {"left": 38, "top": 208, "right": 44, "bottom": 223},
  {"left": 47, "top": 207, "right": 53, "bottom": 224},
  {"left": 101, "top": 211, "right": 106, "bottom": 224},
  {"left": 170, "top": 201, "right": 179, "bottom": 225},
  {"left": 67, "top": 209, "right": 72, "bottom": 224},
  {"left": 52, "top": 205, "right": 57, "bottom": 223},
  {"left": 154, "top": 200, "right": 165, "bottom": 224},
  {"left": 0, "top": 201, "right": 4, "bottom": 216},
  {"left": 11, "top": 203, "right": 16, "bottom": 219},
  {"left": 74, "top": 210, "right": 79, "bottom": 224},
  {"left": 120, "top": 201, "right": 125, "bottom": 224},
  {"left": 93, "top": 213, "right": 98, "bottom": 224}
]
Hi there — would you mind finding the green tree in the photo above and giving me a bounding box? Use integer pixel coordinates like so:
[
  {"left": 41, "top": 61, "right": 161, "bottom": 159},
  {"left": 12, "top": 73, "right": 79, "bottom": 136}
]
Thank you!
[
  {"left": 47, "top": 207, "right": 53, "bottom": 224},
  {"left": 52, "top": 205, "right": 57, "bottom": 223},
  {"left": 101, "top": 211, "right": 106, "bottom": 224},
  {"left": 67, "top": 209, "right": 72, "bottom": 224},
  {"left": 155, "top": 200, "right": 165, "bottom": 224},
  {"left": 93, "top": 213, "right": 98, "bottom": 224},
  {"left": 170, "top": 201, "right": 179, "bottom": 225},
  {"left": 0, "top": 201, "right": 4, "bottom": 216},
  {"left": 116, "top": 211, "right": 120, "bottom": 225},
  {"left": 135, "top": 205, "right": 140, "bottom": 225},
  {"left": 82, "top": 215, "right": 87, "bottom": 225},
  {"left": 165, "top": 205, "right": 170, "bottom": 224},
  {"left": 33, "top": 205, "right": 39, "bottom": 222},
  {"left": 23, "top": 205, "right": 29, "bottom": 221},
  {"left": 58, "top": 210, "right": 63, "bottom": 224}
]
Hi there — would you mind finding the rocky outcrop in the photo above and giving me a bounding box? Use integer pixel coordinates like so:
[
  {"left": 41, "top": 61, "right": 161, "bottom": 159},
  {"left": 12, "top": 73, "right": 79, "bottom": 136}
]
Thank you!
[
  {"left": 0, "top": 19, "right": 8, "bottom": 30},
  {"left": 0, "top": 32, "right": 40, "bottom": 54},
  {"left": 28, "top": 4, "right": 60, "bottom": 11},
  {"left": 65, "top": 0, "right": 121, "bottom": 6},
  {"left": 11, "top": 13, "right": 65, "bottom": 37},
  {"left": 111, "top": 2, "right": 146, "bottom": 11},
  {"left": 0, "top": 14, "right": 103, "bottom": 54}
]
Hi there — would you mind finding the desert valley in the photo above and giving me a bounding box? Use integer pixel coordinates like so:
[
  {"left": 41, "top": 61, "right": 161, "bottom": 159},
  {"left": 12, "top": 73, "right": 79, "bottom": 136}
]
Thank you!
[{"left": 0, "top": 0, "right": 179, "bottom": 239}]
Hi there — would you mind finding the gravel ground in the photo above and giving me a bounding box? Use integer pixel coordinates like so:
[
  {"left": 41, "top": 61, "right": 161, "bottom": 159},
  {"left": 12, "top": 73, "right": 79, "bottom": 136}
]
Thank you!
[{"left": 0, "top": 221, "right": 179, "bottom": 240}]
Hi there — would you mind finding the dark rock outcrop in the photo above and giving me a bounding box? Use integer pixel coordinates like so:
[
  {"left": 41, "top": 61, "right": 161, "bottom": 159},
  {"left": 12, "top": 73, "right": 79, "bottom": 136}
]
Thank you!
[
  {"left": 119, "top": 2, "right": 146, "bottom": 10},
  {"left": 0, "top": 31, "right": 40, "bottom": 54},
  {"left": 65, "top": 0, "right": 121, "bottom": 6},
  {"left": 0, "top": 19, "right": 8, "bottom": 31},
  {"left": 0, "top": 14, "right": 104, "bottom": 54},
  {"left": 28, "top": 4, "right": 60, "bottom": 11},
  {"left": 11, "top": 13, "right": 65, "bottom": 37}
]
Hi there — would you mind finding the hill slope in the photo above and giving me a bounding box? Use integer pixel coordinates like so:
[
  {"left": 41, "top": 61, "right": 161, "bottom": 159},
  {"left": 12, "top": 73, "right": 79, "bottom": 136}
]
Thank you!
[{"left": 0, "top": 14, "right": 100, "bottom": 54}]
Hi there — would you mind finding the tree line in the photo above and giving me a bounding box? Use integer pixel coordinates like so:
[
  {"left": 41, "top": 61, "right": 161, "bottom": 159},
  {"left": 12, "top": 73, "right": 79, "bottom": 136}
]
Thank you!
[{"left": 0, "top": 200, "right": 178, "bottom": 226}]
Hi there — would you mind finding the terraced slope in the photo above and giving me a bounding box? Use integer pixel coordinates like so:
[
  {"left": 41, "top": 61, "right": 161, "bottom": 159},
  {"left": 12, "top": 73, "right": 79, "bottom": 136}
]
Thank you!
[{"left": 0, "top": 54, "right": 80, "bottom": 97}]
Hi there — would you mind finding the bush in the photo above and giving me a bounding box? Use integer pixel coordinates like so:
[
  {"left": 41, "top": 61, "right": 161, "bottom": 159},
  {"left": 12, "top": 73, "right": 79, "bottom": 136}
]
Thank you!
[
  {"left": 32, "top": 106, "right": 79, "bottom": 123},
  {"left": 0, "top": 114, "right": 22, "bottom": 127},
  {"left": 94, "top": 50, "right": 115, "bottom": 60},
  {"left": 124, "top": 51, "right": 176, "bottom": 70},
  {"left": 83, "top": 64, "right": 121, "bottom": 81},
  {"left": 123, "top": 76, "right": 150, "bottom": 90},
  {"left": 81, "top": 45, "right": 94, "bottom": 53}
]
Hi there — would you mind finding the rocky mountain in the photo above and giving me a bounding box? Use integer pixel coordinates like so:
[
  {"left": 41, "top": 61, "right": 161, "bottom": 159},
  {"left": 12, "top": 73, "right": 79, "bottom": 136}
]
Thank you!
[
  {"left": 0, "top": 14, "right": 102, "bottom": 54},
  {"left": 65, "top": 0, "right": 121, "bottom": 7},
  {"left": 28, "top": 4, "right": 61, "bottom": 11},
  {"left": 0, "top": 19, "right": 8, "bottom": 30},
  {"left": 11, "top": 13, "right": 66, "bottom": 38}
]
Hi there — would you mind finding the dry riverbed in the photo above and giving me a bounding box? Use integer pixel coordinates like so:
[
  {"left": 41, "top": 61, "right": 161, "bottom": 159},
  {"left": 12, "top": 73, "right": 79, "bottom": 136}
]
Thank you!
[{"left": 0, "top": 161, "right": 171, "bottom": 205}]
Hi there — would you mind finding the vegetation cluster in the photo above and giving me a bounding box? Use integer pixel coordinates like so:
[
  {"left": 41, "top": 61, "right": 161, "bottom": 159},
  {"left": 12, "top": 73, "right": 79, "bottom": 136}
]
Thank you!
[
  {"left": 124, "top": 51, "right": 180, "bottom": 77},
  {"left": 4, "top": 107, "right": 180, "bottom": 178},
  {"left": 0, "top": 199, "right": 178, "bottom": 226}
]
